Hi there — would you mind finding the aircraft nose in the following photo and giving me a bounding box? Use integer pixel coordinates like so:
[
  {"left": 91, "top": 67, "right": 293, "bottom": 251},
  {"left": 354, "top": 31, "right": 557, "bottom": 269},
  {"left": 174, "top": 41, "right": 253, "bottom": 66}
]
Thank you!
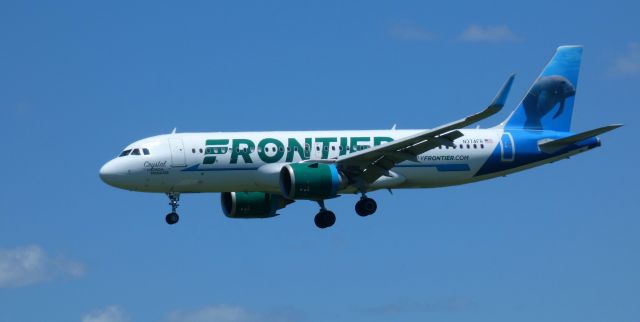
[{"left": 99, "top": 160, "right": 124, "bottom": 187}]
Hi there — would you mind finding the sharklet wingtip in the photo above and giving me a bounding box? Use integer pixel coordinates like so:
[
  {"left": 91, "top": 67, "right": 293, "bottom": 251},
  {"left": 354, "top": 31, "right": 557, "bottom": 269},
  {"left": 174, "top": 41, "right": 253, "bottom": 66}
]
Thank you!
[{"left": 492, "top": 74, "right": 516, "bottom": 108}]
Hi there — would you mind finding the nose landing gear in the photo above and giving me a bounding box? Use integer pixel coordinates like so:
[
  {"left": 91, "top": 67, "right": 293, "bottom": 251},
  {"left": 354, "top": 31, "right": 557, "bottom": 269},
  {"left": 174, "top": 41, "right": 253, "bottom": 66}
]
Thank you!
[{"left": 165, "top": 192, "right": 180, "bottom": 225}]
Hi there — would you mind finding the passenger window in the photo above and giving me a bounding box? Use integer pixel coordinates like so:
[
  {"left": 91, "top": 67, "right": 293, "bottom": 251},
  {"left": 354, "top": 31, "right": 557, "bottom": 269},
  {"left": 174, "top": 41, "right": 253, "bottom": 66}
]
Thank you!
[
  {"left": 119, "top": 149, "right": 132, "bottom": 157},
  {"left": 316, "top": 146, "right": 320, "bottom": 151},
  {"left": 131, "top": 149, "right": 140, "bottom": 155},
  {"left": 324, "top": 146, "right": 328, "bottom": 151},
  {"left": 473, "top": 144, "right": 477, "bottom": 149},
  {"left": 459, "top": 144, "right": 463, "bottom": 149},
  {"left": 480, "top": 144, "right": 484, "bottom": 149},
  {"left": 466, "top": 144, "right": 470, "bottom": 149},
  {"left": 192, "top": 148, "right": 196, "bottom": 153},
  {"left": 199, "top": 148, "right": 203, "bottom": 153},
  {"left": 287, "top": 147, "right": 291, "bottom": 152},
  {"left": 331, "top": 146, "right": 336, "bottom": 151},
  {"left": 143, "top": 148, "right": 150, "bottom": 155}
]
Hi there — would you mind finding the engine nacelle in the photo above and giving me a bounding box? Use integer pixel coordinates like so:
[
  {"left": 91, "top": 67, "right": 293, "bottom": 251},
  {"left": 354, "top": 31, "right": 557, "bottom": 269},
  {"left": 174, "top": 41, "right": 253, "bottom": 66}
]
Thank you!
[
  {"left": 221, "top": 192, "right": 291, "bottom": 218},
  {"left": 279, "top": 163, "right": 345, "bottom": 200}
]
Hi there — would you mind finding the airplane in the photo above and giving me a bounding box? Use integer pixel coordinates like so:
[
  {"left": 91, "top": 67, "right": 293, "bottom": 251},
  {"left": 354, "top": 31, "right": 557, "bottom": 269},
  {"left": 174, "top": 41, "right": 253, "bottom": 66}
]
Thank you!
[{"left": 99, "top": 45, "right": 621, "bottom": 229}]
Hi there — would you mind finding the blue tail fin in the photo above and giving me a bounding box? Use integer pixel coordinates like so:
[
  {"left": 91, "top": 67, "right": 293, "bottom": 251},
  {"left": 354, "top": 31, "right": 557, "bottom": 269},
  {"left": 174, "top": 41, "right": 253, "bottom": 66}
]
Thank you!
[{"left": 504, "top": 46, "right": 582, "bottom": 132}]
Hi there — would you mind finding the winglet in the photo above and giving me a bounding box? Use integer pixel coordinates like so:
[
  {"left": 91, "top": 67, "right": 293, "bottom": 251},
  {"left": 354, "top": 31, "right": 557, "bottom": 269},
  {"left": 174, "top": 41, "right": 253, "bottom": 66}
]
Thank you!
[
  {"left": 461, "top": 74, "right": 516, "bottom": 125},
  {"left": 490, "top": 73, "right": 515, "bottom": 110}
]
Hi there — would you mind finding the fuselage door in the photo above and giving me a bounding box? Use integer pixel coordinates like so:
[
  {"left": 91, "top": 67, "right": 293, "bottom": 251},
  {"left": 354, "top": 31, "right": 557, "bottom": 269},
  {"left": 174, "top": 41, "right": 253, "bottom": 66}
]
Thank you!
[
  {"left": 500, "top": 132, "right": 515, "bottom": 162},
  {"left": 168, "top": 138, "right": 187, "bottom": 167}
]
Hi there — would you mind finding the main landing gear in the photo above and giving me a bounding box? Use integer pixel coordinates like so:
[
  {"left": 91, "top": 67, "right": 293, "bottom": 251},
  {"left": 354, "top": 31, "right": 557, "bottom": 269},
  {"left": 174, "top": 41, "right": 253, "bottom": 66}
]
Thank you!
[
  {"left": 312, "top": 195, "right": 378, "bottom": 229},
  {"left": 355, "top": 195, "right": 377, "bottom": 217},
  {"left": 165, "top": 192, "right": 180, "bottom": 225},
  {"left": 314, "top": 200, "right": 336, "bottom": 229}
]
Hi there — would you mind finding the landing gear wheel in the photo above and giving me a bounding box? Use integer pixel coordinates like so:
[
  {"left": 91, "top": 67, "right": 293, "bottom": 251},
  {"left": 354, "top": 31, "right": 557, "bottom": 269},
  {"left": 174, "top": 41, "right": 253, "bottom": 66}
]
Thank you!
[
  {"left": 165, "top": 212, "right": 179, "bottom": 225},
  {"left": 355, "top": 197, "right": 377, "bottom": 216},
  {"left": 165, "top": 193, "right": 181, "bottom": 225},
  {"left": 314, "top": 210, "right": 336, "bottom": 229}
]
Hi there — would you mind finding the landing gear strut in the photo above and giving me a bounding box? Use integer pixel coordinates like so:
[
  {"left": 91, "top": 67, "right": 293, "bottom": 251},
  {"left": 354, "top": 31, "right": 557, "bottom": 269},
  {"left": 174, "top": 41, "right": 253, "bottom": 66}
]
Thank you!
[
  {"left": 314, "top": 200, "right": 336, "bottom": 229},
  {"left": 165, "top": 192, "right": 180, "bottom": 225},
  {"left": 355, "top": 195, "right": 377, "bottom": 217}
]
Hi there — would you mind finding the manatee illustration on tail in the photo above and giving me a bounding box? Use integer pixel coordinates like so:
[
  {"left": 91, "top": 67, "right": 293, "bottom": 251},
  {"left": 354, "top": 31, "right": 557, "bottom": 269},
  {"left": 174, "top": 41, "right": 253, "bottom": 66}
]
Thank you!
[
  {"left": 504, "top": 46, "right": 582, "bottom": 132},
  {"left": 522, "top": 75, "right": 576, "bottom": 129}
]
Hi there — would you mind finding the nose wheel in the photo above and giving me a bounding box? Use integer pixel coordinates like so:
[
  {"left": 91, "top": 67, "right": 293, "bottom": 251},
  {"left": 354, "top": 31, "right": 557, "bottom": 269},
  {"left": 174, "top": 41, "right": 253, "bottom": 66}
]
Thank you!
[
  {"left": 165, "top": 193, "right": 180, "bottom": 225},
  {"left": 165, "top": 212, "right": 179, "bottom": 225}
]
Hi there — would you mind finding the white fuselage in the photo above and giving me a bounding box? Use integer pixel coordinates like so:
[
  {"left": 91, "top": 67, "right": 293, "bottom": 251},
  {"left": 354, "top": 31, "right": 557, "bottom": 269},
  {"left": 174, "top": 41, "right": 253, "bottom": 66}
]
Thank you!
[{"left": 98, "top": 128, "right": 569, "bottom": 195}]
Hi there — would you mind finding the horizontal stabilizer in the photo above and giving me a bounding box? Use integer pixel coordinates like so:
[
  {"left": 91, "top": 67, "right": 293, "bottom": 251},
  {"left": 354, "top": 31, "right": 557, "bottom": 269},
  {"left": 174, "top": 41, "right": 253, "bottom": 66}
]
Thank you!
[{"left": 539, "top": 124, "right": 622, "bottom": 153}]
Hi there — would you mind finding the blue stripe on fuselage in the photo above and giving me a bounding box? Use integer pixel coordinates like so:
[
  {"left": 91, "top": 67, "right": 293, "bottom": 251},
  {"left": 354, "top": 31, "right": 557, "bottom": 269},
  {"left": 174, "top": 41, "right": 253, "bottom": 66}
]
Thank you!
[
  {"left": 182, "top": 164, "right": 260, "bottom": 171},
  {"left": 475, "top": 130, "right": 600, "bottom": 177},
  {"left": 396, "top": 164, "right": 470, "bottom": 171}
]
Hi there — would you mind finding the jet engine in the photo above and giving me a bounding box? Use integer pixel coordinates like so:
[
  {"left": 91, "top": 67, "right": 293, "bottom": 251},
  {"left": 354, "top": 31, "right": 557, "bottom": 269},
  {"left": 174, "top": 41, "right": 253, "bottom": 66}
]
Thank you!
[
  {"left": 221, "top": 192, "right": 292, "bottom": 218},
  {"left": 279, "top": 163, "right": 346, "bottom": 200}
]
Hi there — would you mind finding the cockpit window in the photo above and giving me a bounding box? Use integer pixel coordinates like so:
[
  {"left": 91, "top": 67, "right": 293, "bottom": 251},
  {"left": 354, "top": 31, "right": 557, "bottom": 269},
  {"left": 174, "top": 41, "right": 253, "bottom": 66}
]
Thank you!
[{"left": 119, "top": 147, "right": 150, "bottom": 157}]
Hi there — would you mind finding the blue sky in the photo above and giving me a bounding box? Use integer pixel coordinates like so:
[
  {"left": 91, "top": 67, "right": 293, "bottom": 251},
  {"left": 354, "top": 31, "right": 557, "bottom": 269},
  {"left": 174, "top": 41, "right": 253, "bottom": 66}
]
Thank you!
[{"left": 1, "top": 1, "right": 638, "bottom": 321}]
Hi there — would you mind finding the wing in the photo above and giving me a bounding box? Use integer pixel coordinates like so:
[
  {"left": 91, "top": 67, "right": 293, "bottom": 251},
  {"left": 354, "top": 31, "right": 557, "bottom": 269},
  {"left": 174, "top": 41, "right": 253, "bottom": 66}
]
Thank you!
[{"left": 336, "top": 74, "right": 515, "bottom": 186}]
